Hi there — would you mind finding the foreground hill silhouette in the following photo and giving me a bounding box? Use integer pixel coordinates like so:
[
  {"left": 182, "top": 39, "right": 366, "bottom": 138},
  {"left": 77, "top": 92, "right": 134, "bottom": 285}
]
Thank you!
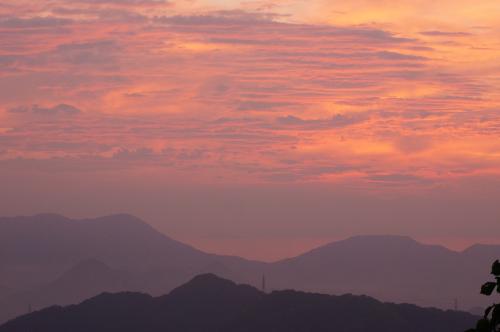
[
  {"left": 1, "top": 213, "right": 499, "bottom": 323},
  {"left": 0, "top": 274, "right": 477, "bottom": 332}
]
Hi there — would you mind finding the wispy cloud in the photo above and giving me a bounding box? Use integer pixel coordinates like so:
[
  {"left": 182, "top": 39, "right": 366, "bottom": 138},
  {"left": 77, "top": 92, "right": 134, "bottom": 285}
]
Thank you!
[{"left": 0, "top": 1, "right": 499, "bottom": 187}]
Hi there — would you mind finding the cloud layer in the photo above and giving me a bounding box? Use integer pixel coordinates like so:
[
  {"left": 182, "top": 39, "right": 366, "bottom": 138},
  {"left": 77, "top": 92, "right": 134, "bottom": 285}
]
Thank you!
[
  {"left": 0, "top": 0, "right": 500, "bottom": 258},
  {"left": 1, "top": 0, "right": 499, "bottom": 187}
]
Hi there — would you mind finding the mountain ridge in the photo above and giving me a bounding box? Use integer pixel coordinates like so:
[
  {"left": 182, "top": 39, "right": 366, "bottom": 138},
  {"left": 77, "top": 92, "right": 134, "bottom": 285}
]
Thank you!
[
  {"left": 0, "top": 274, "right": 478, "bottom": 332},
  {"left": 0, "top": 213, "right": 498, "bottom": 325},
  {"left": 1, "top": 213, "right": 493, "bottom": 261}
]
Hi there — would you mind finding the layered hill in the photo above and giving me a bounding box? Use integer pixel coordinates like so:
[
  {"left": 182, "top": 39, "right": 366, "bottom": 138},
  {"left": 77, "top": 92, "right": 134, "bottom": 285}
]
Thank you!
[
  {"left": 0, "top": 213, "right": 264, "bottom": 287},
  {"left": 0, "top": 213, "right": 498, "bottom": 324},
  {"left": 0, "top": 214, "right": 265, "bottom": 323},
  {"left": 0, "top": 274, "right": 478, "bottom": 332},
  {"left": 268, "top": 235, "right": 498, "bottom": 309}
]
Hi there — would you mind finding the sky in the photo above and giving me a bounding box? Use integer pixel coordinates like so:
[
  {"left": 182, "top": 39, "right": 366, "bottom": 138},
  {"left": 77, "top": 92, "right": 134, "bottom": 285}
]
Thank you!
[{"left": 0, "top": 0, "right": 499, "bottom": 261}]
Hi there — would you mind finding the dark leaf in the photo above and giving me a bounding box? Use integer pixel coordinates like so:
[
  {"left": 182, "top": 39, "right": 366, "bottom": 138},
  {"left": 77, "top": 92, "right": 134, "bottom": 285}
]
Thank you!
[
  {"left": 485, "top": 305, "right": 495, "bottom": 319},
  {"left": 476, "top": 318, "right": 490, "bottom": 332},
  {"left": 492, "top": 260, "right": 500, "bottom": 277},
  {"left": 482, "top": 282, "right": 497, "bottom": 296},
  {"left": 492, "top": 306, "right": 500, "bottom": 326}
]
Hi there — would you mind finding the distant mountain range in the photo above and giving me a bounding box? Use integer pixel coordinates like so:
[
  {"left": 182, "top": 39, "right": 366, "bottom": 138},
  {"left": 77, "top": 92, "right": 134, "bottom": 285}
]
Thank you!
[
  {"left": 0, "top": 274, "right": 478, "bottom": 332},
  {"left": 0, "top": 214, "right": 265, "bottom": 323},
  {"left": 0, "top": 213, "right": 498, "bottom": 324}
]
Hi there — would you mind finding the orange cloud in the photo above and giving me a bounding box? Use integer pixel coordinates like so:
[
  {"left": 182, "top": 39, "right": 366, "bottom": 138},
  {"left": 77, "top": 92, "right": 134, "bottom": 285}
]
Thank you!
[{"left": 0, "top": 0, "right": 499, "bottom": 190}]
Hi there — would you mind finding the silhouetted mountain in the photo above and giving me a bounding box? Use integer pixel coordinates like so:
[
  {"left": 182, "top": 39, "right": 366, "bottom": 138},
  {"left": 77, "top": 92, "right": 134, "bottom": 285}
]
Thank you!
[
  {"left": 267, "top": 235, "right": 500, "bottom": 310},
  {"left": 0, "top": 214, "right": 265, "bottom": 323},
  {"left": 269, "top": 235, "right": 462, "bottom": 306},
  {"left": 0, "top": 214, "right": 499, "bottom": 324},
  {"left": 0, "top": 259, "right": 138, "bottom": 324},
  {"left": 0, "top": 213, "right": 263, "bottom": 285},
  {"left": 0, "top": 213, "right": 208, "bottom": 271},
  {"left": 0, "top": 274, "right": 477, "bottom": 332},
  {"left": 462, "top": 244, "right": 500, "bottom": 266}
]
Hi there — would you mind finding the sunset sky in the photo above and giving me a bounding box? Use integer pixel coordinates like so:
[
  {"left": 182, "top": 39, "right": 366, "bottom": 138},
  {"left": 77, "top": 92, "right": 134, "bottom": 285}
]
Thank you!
[{"left": 1, "top": 0, "right": 500, "bottom": 261}]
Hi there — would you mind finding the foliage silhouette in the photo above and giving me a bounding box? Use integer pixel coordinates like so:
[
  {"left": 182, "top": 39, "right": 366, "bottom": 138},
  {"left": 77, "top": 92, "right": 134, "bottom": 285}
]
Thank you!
[{"left": 466, "top": 260, "right": 500, "bottom": 332}]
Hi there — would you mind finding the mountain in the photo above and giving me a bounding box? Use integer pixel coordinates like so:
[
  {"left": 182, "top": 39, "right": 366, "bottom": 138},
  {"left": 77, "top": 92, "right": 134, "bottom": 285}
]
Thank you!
[
  {"left": 0, "top": 274, "right": 477, "bottom": 332},
  {"left": 268, "top": 235, "right": 500, "bottom": 310},
  {"left": 0, "top": 214, "right": 266, "bottom": 323},
  {"left": 462, "top": 244, "right": 500, "bottom": 269},
  {"left": 0, "top": 213, "right": 264, "bottom": 286},
  {"left": 0, "top": 213, "right": 209, "bottom": 272},
  {"left": 0, "top": 213, "right": 499, "bottom": 324},
  {"left": 0, "top": 259, "right": 138, "bottom": 324}
]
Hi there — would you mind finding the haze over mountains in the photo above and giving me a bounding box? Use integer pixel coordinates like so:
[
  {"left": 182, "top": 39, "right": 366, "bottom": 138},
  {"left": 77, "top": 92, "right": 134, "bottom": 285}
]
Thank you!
[
  {"left": 0, "top": 213, "right": 498, "bottom": 324},
  {"left": 0, "top": 274, "right": 477, "bottom": 332}
]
